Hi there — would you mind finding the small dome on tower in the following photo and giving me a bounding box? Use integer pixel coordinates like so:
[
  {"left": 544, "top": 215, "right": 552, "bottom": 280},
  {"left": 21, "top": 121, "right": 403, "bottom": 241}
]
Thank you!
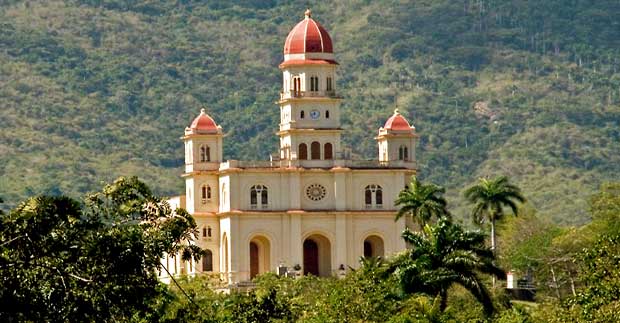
[
  {"left": 187, "top": 108, "right": 220, "bottom": 134},
  {"left": 283, "top": 9, "right": 334, "bottom": 54},
  {"left": 383, "top": 109, "right": 415, "bottom": 132}
]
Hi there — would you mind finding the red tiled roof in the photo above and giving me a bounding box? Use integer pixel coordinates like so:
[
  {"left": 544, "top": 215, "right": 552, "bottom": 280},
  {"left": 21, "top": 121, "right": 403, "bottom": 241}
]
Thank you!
[
  {"left": 189, "top": 109, "right": 218, "bottom": 133},
  {"left": 284, "top": 10, "right": 333, "bottom": 54},
  {"left": 384, "top": 111, "right": 414, "bottom": 132}
]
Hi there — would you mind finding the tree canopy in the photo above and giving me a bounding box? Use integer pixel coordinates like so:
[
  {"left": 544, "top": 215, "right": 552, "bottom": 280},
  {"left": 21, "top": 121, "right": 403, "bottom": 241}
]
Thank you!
[{"left": 0, "top": 176, "right": 202, "bottom": 322}]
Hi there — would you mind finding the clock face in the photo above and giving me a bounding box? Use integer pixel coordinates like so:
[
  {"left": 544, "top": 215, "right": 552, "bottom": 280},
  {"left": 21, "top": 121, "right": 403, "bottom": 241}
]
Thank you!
[{"left": 310, "top": 110, "right": 320, "bottom": 120}]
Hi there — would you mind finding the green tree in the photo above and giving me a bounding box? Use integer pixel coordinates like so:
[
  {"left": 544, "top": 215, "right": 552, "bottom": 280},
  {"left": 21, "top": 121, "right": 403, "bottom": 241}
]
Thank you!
[
  {"left": 395, "top": 176, "right": 449, "bottom": 228},
  {"left": 464, "top": 176, "right": 525, "bottom": 254},
  {"left": 569, "top": 234, "right": 620, "bottom": 321},
  {"left": 391, "top": 219, "right": 505, "bottom": 317},
  {"left": 0, "top": 176, "right": 203, "bottom": 322}
]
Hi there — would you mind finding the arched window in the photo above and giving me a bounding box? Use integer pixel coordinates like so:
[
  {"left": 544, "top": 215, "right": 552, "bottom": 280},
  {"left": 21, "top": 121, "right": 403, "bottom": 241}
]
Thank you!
[
  {"left": 250, "top": 185, "right": 268, "bottom": 209},
  {"left": 200, "top": 145, "right": 211, "bottom": 162},
  {"left": 326, "top": 77, "right": 333, "bottom": 92},
  {"left": 203, "top": 227, "right": 207, "bottom": 237},
  {"left": 398, "top": 145, "right": 409, "bottom": 161},
  {"left": 202, "top": 249, "right": 213, "bottom": 272},
  {"left": 311, "top": 141, "right": 321, "bottom": 160},
  {"left": 310, "top": 76, "right": 319, "bottom": 92},
  {"left": 300, "top": 110, "right": 305, "bottom": 119},
  {"left": 325, "top": 110, "right": 330, "bottom": 119},
  {"left": 293, "top": 76, "right": 301, "bottom": 97},
  {"left": 298, "top": 143, "right": 308, "bottom": 160},
  {"left": 200, "top": 185, "right": 212, "bottom": 202},
  {"left": 207, "top": 226, "right": 212, "bottom": 237},
  {"left": 365, "top": 185, "right": 383, "bottom": 208},
  {"left": 324, "top": 143, "right": 333, "bottom": 160}
]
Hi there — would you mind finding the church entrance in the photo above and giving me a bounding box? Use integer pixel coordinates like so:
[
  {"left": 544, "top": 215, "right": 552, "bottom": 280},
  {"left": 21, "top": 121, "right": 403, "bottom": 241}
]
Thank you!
[
  {"left": 249, "top": 235, "right": 271, "bottom": 279},
  {"left": 250, "top": 242, "right": 259, "bottom": 278},
  {"left": 303, "top": 234, "right": 331, "bottom": 277},
  {"left": 303, "top": 239, "right": 319, "bottom": 276},
  {"left": 363, "top": 235, "right": 385, "bottom": 258}
]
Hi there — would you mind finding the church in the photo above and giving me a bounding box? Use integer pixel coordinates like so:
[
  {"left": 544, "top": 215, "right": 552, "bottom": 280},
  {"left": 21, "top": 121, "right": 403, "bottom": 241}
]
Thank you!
[{"left": 161, "top": 9, "right": 418, "bottom": 284}]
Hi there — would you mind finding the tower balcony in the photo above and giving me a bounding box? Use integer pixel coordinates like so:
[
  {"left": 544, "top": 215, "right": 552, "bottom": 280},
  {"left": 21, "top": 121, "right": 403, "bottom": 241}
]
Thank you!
[
  {"left": 280, "top": 90, "right": 340, "bottom": 100},
  {"left": 219, "top": 159, "right": 416, "bottom": 170}
]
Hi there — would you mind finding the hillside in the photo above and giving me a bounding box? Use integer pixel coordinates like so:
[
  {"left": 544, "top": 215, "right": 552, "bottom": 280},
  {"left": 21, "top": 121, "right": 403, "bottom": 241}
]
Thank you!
[{"left": 1, "top": 0, "right": 619, "bottom": 224}]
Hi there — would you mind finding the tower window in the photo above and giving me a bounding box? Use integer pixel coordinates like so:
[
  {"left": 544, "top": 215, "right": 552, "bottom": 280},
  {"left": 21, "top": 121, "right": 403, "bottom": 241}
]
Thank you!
[
  {"left": 300, "top": 110, "right": 305, "bottom": 119},
  {"left": 293, "top": 76, "right": 301, "bottom": 96},
  {"left": 200, "top": 145, "right": 211, "bottom": 162},
  {"left": 325, "top": 110, "right": 330, "bottom": 119},
  {"left": 201, "top": 185, "right": 212, "bottom": 202},
  {"left": 203, "top": 227, "right": 207, "bottom": 237},
  {"left": 365, "top": 185, "right": 383, "bottom": 208},
  {"left": 207, "top": 226, "right": 212, "bottom": 237},
  {"left": 324, "top": 143, "right": 333, "bottom": 160},
  {"left": 326, "top": 77, "right": 333, "bottom": 92},
  {"left": 311, "top": 141, "right": 321, "bottom": 160},
  {"left": 398, "top": 146, "right": 409, "bottom": 161},
  {"left": 298, "top": 143, "right": 308, "bottom": 160},
  {"left": 250, "top": 185, "right": 268, "bottom": 209},
  {"left": 310, "top": 76, "right": 319, "bottom": 92}
]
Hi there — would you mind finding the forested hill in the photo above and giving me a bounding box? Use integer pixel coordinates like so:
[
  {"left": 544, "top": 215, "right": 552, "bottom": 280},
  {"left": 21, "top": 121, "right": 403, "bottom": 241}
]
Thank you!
[{"left": 1, "top": 1, "right": 619, "bottom": 224}]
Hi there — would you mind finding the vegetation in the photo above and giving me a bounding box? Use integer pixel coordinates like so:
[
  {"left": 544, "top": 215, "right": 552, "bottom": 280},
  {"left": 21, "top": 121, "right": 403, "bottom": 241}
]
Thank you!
[
  {"left": 464, "top": 176, "right": 525, "bottom": 253},
  {"left": 1, "top": 1, "right": 619, "bottom": 225},
  {"left": 0, "top": 177, "right": 203, "bottom": 322},
  {"left": 395, "top": 176, "right": 449, "bottom": 228},
  {"left": 392, "top": 218, "right": 505, "bottom": 316}
]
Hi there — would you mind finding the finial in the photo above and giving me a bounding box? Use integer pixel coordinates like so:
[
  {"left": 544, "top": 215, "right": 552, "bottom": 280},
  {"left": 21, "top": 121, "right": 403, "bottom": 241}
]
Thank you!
[
  {"left": 304, "top": 8, "right": 311, "bottom": 18},
  {"left": 200, "top": 108, "right": 206, "bottom": 114},
  {"left": 394, "top": 108, "right": 400, "bottom": 115}
]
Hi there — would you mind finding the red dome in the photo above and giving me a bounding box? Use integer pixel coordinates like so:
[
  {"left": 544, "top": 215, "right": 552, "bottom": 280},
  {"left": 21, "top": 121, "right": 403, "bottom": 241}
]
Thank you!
[
  {"left": 284, "top": 10, "right": 333, "bottom": 54},
  {"left": 189, "top": 109, "right": 218, "bottom": 133},
  {"left": 384, "top": 110, "right": 414, "bottom": 132}
]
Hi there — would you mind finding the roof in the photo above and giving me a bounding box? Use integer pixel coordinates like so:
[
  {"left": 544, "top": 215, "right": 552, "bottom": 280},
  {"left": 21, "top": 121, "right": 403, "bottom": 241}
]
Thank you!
[
  {"left": 383, "top": 110, "right": 414, "bottom": 132},
  {"left": 283, "top": 9, "right": 333, "bottom": 54},
  {"left": 188, "top": 108, "right": 218, "bottom": 134}
]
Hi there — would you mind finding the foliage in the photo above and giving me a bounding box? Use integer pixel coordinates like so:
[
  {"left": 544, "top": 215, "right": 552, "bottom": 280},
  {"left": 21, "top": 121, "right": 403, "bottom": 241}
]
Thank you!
[
  {"left": 396, "top": 176, "right": 450, "bottom": 227},
  {"left": 391, "top": 219, "right": 505, "bottom": 317},
  {"left": 464, "top": 176, "right": 525, "bottom": 255},
  {"left": 568, "top": 234, "right": 620, "bottom": 321},
  {"left": 1, "top": 0, "right": 619, "bottom": 225},
  {"left": 0, "top": 176, "right": 202, "bottom": 322}
]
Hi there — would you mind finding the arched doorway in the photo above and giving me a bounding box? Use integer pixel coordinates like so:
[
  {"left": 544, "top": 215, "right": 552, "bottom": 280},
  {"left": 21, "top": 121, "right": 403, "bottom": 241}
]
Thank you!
[
  {"left": 202, "top": 249, "right": 213, "bottom": 272},
  {"left": 303, "top": 234, "right": 331, "bottom": 277},
  {"left": 363, "top": 235, "right": 385, "bottom": 258},
  {"left": 249, "top": 236, "right": 271, "bottom": 279}
]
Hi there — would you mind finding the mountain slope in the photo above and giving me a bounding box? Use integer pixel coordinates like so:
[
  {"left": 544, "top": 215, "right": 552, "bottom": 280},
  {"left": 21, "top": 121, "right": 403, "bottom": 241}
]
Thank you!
[{"left": 1, "top": 0, "right": 619, "bottom": 224}]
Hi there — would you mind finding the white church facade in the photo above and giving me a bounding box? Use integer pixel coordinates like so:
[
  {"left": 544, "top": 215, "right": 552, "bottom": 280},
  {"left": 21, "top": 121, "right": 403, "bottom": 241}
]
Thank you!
[{"left": 162, "top": 10, "right": 418, "bottom": 284}]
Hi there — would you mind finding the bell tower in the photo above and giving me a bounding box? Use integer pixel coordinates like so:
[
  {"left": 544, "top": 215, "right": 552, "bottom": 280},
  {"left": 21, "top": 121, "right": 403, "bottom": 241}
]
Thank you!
[
  {"left": 376, "top": 109, "right": 418, "bottom": 165},
  {"left": 277, "top": 9, "right": 342, "bottom": 163},
  {"left": 182, "top": 108, "right": 223, "bottom": 214}
]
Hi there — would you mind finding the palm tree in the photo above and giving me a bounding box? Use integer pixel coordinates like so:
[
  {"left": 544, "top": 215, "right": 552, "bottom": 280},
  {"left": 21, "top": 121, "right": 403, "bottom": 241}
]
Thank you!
[
  {"left": 463, "top": 176, "right": 525, "bottom": 254},
  {"left": 391, "top": 219, "right": 505, "bottom": 317},
  {"left": 395, "top": 176, "right": 449, "bottom": 229}
]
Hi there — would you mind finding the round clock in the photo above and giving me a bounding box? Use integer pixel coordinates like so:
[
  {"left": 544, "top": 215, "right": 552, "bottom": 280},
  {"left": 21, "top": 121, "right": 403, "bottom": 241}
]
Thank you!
[{"left": 310, "top": 110, "right": 320, "bottom": 120}]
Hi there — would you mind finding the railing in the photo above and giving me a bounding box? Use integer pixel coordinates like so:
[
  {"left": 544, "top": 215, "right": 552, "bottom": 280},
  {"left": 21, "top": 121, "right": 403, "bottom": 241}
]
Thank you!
[
  {"left": 220, "top": 159, "right": 416, "bottom": 170},
  {"left": 280, "top": 90, "right": 340, "bottom": 100}
]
